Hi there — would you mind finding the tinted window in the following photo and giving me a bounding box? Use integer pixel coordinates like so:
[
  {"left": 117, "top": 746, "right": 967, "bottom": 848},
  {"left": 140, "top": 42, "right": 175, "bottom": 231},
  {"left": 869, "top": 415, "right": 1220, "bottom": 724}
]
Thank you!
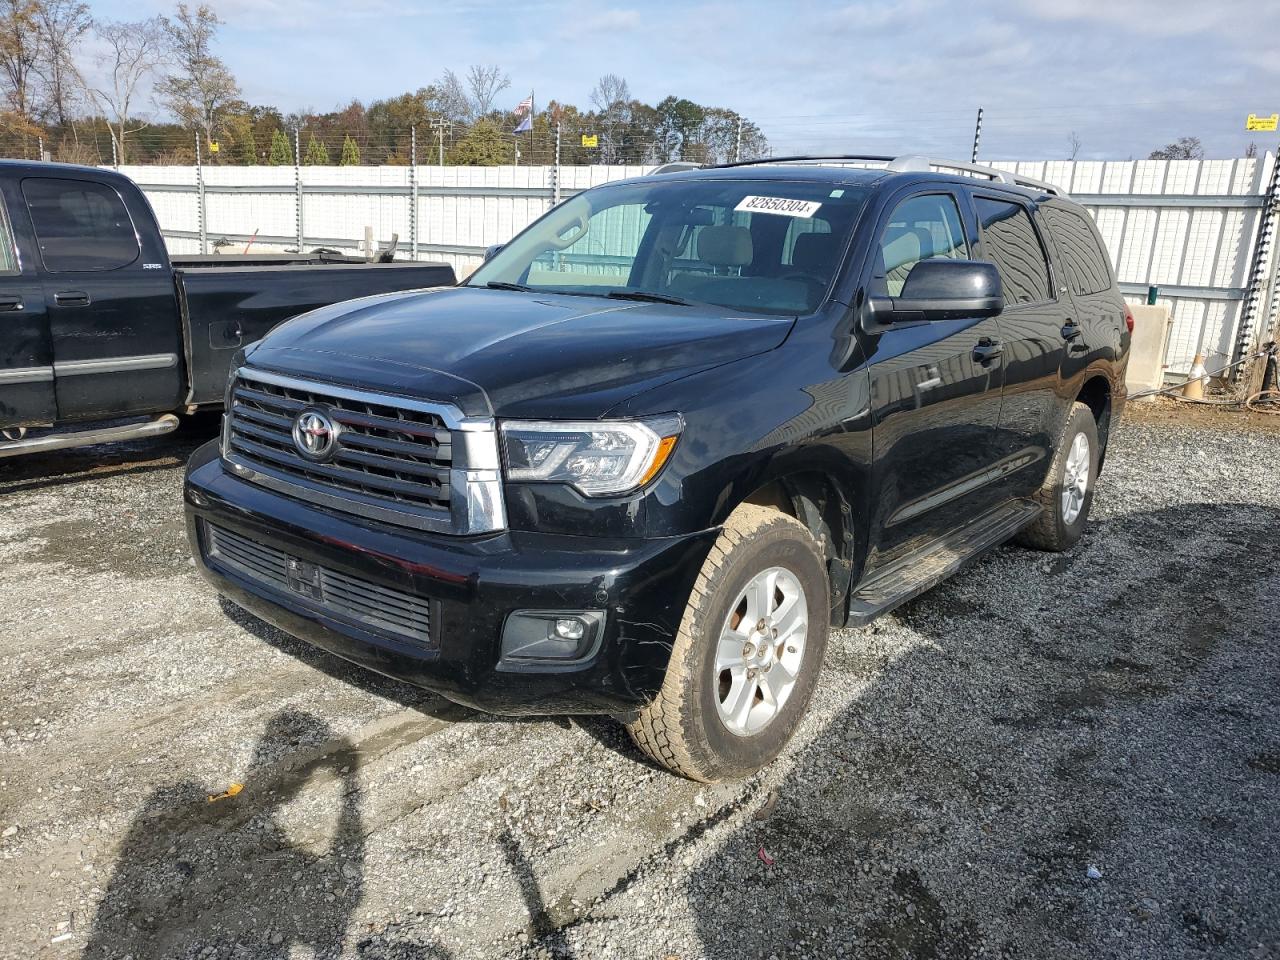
[
  {"left": 0, "top": 197, "right": 18, "bottom": 274},
  {"left": 470, "top": 178, "right": 870, "bottom": 316},
  {"left": 975, "top": 197, "right": 1051, "bottom": 304},
  {"left": 875, "top": 193, "right": 968, "bottom": 296},
  {"left": 22, "top": 177, "right": 139, "bottom": 272},
  {"left": 1043, "top": 205, "right": 1114, "bottom": 296}
]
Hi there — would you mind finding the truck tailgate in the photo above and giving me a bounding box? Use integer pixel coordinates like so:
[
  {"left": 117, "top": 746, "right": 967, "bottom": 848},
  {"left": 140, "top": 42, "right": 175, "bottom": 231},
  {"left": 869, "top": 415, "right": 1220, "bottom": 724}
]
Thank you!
[{"left": 178, "top": 261, "right": 456, "bottom": 406}]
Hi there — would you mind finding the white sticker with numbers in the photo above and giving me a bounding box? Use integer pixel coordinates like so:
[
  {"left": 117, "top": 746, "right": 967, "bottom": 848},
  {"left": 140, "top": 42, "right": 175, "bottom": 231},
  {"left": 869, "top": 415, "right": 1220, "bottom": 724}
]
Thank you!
[{"left": 734, "top": 195, "right": 823, "bottom": 218}]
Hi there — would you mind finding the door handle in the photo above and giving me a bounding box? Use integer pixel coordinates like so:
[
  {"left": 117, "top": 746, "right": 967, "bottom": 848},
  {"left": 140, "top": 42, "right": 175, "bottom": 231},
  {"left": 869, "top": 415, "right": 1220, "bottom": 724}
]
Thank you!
[
  {"left": 0, "top": 295, "right": 22, "bottom": 311},
  {"left": 1061, "top": 319, "right": 1082, "bottom": 341},
  {"left": 972, "top": 337, "right": 1003, "bottom": 364},
  {"left": 54, "top": 290, "right": 91, "bottom": 307}
]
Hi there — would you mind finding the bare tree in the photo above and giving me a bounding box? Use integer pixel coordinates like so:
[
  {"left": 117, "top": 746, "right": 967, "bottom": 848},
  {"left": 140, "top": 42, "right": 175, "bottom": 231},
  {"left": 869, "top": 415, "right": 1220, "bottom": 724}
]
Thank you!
[
  {"left": 435, "top": 69, "right": 471, "bottom": 123},
  {"left": 465, "top": 63, "right": 509, "bottom": 118},
  {"left": 0, "top": 0, "right": 43, "bottom": 117},
  {"left": 34, "top": 0, "right": 90, "bottom": 126},
  {"left": 88, "top": 17, "right": 163, "bottom": 163},
  {"left": 156, "top": 3, "right": 238, "bottom": 148},
  {"left": 1148, "top": 136, "right": 1204, "bottom": 160},
  {"left": 1067, "top": 130, "right": 1082, "bottom": 161},
  {"left": 590, "top": 73, "right": 630, "bottom": 163}
]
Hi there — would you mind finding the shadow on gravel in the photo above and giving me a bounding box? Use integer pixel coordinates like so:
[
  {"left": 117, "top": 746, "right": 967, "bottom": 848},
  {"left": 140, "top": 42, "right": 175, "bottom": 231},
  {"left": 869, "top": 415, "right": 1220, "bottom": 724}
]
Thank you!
[
  {"left": 666, "top": 502, "right": 1280, "bottom": 960},
  {"left": 83, "top": 708, "right": 387, "bottom": 959}
]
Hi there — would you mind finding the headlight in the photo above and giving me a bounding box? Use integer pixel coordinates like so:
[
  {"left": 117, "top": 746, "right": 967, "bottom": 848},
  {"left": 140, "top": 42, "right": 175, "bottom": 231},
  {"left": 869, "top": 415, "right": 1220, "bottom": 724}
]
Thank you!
[{"left": 501, "top": 415, "right": 682, "bottom": 496}]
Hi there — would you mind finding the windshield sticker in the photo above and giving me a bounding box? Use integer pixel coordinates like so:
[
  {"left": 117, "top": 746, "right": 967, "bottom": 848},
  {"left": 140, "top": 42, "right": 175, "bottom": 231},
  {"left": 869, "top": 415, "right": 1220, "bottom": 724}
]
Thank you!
[{"left": 734, "top": 195, "right": 823, "bottom": 219}]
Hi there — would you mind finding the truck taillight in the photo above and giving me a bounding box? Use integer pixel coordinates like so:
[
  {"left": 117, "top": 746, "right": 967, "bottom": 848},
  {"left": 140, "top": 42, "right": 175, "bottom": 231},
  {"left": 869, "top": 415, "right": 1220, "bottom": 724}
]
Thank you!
[{"left": 1124, "top": 304, "right": 1135, "bottom": 334}]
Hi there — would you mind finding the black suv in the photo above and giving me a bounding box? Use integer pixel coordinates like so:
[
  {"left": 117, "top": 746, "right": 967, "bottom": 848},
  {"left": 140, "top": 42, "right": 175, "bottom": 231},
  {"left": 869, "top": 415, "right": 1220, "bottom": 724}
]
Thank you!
[{"left": 185, "top": 155, "right": 1131, "bottom": 781}]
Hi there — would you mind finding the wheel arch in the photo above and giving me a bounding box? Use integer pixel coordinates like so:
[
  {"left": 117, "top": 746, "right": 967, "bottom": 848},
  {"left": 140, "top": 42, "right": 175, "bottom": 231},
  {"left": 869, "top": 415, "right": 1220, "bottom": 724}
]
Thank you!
[{"left": 1075, "top": 372, "right": 1113, "bottom": 470}]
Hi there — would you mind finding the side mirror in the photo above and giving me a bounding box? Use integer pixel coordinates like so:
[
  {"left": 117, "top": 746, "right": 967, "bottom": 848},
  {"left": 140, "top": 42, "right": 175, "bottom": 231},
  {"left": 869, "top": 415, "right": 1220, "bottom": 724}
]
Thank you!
[
  {"left": 483, "top": 243, "right": 504, "bottom": 263},
  {"left": 865, "top": 259, "right": 1004, "bottom": 328}
]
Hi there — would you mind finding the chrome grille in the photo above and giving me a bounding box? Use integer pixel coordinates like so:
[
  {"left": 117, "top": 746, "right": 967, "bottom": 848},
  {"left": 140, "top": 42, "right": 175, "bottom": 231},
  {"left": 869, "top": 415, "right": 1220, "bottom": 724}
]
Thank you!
[
  {"left": 204, "top": 522, "right": 433, "bottom": 647},
  {"left": 227, "top": 370, "right": 453, "bottom": 517}
]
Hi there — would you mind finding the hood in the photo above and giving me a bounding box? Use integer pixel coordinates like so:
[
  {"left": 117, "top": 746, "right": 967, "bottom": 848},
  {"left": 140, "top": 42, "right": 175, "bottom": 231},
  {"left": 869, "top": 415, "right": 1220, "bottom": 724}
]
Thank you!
[{"left": 245, "top": 286, "right": 793, "bottom": 419}]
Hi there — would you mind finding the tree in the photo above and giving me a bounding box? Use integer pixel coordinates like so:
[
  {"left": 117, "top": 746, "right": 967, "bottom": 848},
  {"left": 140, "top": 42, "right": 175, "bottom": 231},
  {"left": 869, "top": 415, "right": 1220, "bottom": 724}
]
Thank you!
[
  {"left": 87, "top": 17, "right": 164, "bottom": 163},
  {"left": 436, "top": 64, "right": 509, "bottom": 123},
  {"left": 0, "top": 0, "right": 42, "bottom": 118},
  {"left": 654, "top": 96, "right": 705, "bottom": 161},
  {"left": 33, "top": 0, "right": 90, "bottom": 126},
  {"left": 447, "top": 117, "right": 508, "bottom": 165},
  {"left": 222, "top": 108, "right": 257, "bottom": 163},
  {"left": 589, "top": 73, "right": 630, "bottom": 164},
  {"left": 339, "top": 134, "right": 359, "bottom": 165},
  {"left": 268, "top": 127, "right": 291, "bottom": 164},
  {"left": 156, "top": 4, "right": 239, "bottom": 149},
  {"left": 303, "top": 132, "right": 328, "bottom": 164},
  {"left": 1068, "top": 130, "right": 1082, "bottom": 161},
  {"left": 1148, "top": 136, "right": 1204, "bottom": 160}
]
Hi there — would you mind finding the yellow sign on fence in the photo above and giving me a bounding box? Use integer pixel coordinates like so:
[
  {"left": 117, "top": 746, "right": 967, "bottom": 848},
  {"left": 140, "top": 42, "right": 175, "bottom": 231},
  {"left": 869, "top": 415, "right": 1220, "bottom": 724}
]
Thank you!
[
  {"left": 581, "top": 134, "right": 598, "bottom": 148},
  {"left": 1246, "top": 113, "right": 1278, "bottom": 132}
]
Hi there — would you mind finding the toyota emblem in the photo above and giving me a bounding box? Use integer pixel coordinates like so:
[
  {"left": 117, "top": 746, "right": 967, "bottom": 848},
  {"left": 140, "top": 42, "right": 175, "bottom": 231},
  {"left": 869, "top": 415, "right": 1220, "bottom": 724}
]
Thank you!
[{"left": 292, "top": 408, "right": 339, "bottom": 461}]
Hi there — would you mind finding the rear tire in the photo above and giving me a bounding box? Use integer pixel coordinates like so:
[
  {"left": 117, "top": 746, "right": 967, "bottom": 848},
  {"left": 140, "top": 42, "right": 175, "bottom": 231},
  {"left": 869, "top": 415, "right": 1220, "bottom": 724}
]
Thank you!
[
  {"left": 1016, "top": 401, "right": 1099, "bottom": 552},
  {"left": 624, "top": 504, "right": 830, "bottom": 782}
]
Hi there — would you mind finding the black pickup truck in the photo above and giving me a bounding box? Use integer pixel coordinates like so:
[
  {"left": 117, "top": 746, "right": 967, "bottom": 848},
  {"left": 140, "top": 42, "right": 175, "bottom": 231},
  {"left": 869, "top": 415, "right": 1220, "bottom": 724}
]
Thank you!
[
  {"left": 0, "top": 160, "right": 454, "bottom": 457},
  {"left": 185, "top": 155, "right": 1131, "bottom": 781}
]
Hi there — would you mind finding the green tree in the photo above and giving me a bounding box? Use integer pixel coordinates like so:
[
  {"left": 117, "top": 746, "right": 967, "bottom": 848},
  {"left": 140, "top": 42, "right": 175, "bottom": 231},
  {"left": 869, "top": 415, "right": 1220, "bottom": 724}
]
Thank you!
[
  {"left": 339, "top": 134, "right": 359, "bottom": 165},
  {"left": 446, "top": 117, "right": 508, "bottom": 165},
  {"left": 303, "top": 133, "right": 329, "bottom": 164},
  {"left": 223, "top": 111, "right": 257, "bottom": 163},
  {"left": 268, "top": 127, "right": 291, "bottom": 165}
]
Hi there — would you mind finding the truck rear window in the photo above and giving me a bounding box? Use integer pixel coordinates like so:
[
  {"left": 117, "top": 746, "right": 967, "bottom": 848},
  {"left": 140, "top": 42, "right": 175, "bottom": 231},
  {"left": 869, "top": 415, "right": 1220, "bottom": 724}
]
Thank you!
[
  {"left": 21, "top": 177, "right": 140, "bottom": 273},
  {"left": 467, "top": 178, "right": 870, "bottom": 316}
]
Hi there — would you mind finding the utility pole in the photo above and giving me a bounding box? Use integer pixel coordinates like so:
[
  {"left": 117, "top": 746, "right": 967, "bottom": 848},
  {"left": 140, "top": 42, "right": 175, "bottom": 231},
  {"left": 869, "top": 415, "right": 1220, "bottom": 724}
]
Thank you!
[
  {"left": 734, "top": 114, "right": 743, "bottom": 163},
  {"left": 430, "top": 117, "right": 450, "bottom": 166},
  {"left": 971, "top": 107, "right": 984, "bottom": 164}
]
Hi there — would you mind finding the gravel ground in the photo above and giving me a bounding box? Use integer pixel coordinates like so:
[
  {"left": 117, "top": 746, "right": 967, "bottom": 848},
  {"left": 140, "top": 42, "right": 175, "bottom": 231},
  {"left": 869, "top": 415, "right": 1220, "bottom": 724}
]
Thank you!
[{"left": 0, "top": 404, "right": 1277, "bottom": 960}]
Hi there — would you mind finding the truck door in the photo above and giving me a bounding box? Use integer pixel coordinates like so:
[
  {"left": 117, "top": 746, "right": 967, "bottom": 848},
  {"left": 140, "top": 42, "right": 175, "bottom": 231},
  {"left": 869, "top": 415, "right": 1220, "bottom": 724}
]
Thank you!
[
  {"left": 967, "top": 193, "right": 1068, "bottom": 500},
  {"left": 0, "top": 184, "right": 54, "bottom": 431},
  {"left": 864, "top": 189, "right": 1006, "bottom": 566},
  {"left": 20, "top": 175, "right": 183, "bottom": 422}
]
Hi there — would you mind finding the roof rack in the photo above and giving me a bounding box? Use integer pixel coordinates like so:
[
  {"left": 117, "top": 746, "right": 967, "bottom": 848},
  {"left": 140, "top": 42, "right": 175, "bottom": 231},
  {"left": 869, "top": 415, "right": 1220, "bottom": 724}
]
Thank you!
[{"left": 709, "top": 153, "right": 1070, "bottom": 197}]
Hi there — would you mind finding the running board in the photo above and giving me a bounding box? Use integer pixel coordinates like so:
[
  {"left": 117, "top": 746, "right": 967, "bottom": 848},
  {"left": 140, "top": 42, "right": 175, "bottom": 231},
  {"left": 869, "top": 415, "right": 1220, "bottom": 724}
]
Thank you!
[
  {"left": 847, "top": 499, "right": 1041, "bottom": 626},
  {"left": 0, "top": 414, "right": 180, "bottom": 459}
]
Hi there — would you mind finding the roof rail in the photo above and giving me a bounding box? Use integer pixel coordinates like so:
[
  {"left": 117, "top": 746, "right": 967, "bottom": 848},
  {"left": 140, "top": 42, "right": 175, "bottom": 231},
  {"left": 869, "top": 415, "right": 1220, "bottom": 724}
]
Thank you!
[{"left": 712, "top": 153, "right": 1069, "bottom": 197}]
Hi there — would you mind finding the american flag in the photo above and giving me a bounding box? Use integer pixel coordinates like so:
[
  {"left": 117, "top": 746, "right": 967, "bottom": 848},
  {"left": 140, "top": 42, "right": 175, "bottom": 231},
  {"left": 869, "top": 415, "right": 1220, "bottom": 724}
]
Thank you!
[{"left": 513, "top": 94, "right": 533, "bottom": 117}]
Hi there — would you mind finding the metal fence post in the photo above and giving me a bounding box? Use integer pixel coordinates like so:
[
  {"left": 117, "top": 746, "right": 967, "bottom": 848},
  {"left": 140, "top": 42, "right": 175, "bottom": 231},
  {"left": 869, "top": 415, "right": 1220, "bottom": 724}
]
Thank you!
[
  {"left": 410, "top": 126, "right": 418, "bottom": 261},
  {"left": 971, "top": 107, "right": 984, "bottom": 164},
  {"left": 553, "top": 118, "right": 562, "bottom": 207},
  {"left": 1234, "top": 148, "right": 1280, "bottom": 379},
  {"left": 294, "top": 128, "right": 304, "bottom": 254},
  {"left": 195, "top": 132, "right": 207, "bottom": 256}
]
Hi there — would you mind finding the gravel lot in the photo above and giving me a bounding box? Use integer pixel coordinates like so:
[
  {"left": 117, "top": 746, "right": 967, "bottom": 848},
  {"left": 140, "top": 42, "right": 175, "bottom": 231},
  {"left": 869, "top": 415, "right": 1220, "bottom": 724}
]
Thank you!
[{"left": 1, "top": 404, "right": 1277, "bottom": 960}]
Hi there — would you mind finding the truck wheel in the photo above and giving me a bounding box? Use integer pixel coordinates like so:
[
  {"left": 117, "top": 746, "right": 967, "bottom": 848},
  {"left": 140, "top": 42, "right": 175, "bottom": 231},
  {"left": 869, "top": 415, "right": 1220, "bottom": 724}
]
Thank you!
[
  {"left": 625, "top": 504, "right": 830, "bottom": 782},
  {"left": 1016, "top": 401, "right": 1099, "bottom": 552}
]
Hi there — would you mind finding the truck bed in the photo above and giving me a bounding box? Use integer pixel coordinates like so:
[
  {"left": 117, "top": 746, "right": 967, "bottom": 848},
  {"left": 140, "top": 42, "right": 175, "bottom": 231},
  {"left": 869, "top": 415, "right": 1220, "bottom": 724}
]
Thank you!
[{"left": 178, "top": 260, "right": 456, "bottom": 406}]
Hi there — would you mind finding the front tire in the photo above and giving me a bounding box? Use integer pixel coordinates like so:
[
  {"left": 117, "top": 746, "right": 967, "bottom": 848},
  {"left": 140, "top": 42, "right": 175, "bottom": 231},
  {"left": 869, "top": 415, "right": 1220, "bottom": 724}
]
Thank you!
[
  {"left": 1017, "top": 401, "right": 1099, "bottom": 552},
  {"left": 624, "top": 504, "right": 830, "bottom": 782}
]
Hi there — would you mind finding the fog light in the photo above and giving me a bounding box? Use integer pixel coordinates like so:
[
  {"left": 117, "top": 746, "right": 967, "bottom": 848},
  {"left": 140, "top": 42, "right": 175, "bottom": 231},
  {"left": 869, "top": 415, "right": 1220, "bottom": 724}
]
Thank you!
[
  {"left": 554, "top": 618, "right": 586, "bottom": 641},
  {"left": 499, "top": 610, "right": 604, "bottom": 668}
]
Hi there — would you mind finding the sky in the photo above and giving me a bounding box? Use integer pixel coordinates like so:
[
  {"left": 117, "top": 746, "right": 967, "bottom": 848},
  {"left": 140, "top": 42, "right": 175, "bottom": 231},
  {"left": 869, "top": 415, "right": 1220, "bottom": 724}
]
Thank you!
[{"left": 85, "top": 0, "right": 1279, "bottom": 161}]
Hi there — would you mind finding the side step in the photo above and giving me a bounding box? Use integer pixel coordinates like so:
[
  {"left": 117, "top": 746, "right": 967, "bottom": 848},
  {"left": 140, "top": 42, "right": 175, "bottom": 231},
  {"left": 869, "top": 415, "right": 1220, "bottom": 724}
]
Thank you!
[
  {"left": 0, "top": 414, "right": 180, "bottom": 459},
  {"left": 847, "top": 499, "right": 1041, "bottom": 626}
]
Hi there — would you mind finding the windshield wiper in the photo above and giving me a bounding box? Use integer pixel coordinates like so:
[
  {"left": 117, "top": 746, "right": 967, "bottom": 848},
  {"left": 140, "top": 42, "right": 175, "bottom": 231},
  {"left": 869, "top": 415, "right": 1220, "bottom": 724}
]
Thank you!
[
  {"left": 480, "top": 281, "right": 533, "bottom": 292},
  {"left": 606, "top": 290, "right": 690, "bottom": 306}
]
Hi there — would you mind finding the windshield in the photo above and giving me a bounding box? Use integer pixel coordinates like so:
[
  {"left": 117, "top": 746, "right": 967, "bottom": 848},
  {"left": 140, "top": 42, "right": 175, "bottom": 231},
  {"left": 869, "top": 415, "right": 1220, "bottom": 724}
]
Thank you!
[{"left": 465, "top": 177, "right": 871, "bottom": 316}]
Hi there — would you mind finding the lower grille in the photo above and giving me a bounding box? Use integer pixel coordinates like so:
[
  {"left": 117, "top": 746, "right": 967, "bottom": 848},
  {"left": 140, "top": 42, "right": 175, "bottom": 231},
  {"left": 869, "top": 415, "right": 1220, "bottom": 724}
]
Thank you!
[{"left": 204, "top": 522, "right": 432, "bottom": 648}]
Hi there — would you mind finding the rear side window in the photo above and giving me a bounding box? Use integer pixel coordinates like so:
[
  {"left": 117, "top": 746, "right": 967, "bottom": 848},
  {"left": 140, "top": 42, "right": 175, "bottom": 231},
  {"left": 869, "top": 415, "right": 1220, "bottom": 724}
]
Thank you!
[
  {"left": 875, "top": 193, "right": 969, "bottom": 296},
  {"left": 975, "top": 197, "right": 1051, "bottom": 305},
  {"left": 0, "top": 197, "right": 18, "bottom": 274},
  {"left": 22, "top": 177, "right": 140, "bottom": 272},
  {"left": 1042, "top": 205, "right": 1114, "bottom": 296}
]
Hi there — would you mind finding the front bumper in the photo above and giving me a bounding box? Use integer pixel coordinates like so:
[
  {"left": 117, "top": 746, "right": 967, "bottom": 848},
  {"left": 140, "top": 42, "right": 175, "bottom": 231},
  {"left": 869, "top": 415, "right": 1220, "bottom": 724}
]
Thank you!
[{"left": 184, "top": 440, "right": 716, "bottom": 715}]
